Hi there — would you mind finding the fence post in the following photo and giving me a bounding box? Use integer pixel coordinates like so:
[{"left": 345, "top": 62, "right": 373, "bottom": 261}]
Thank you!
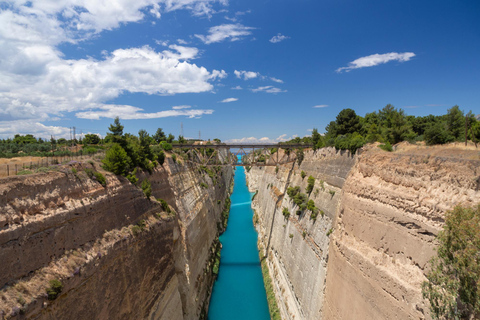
[
  {"left": 15, "top": 164, "right": 17, "bottom": 175},
  {"left": 7, "top": 164, "right": 9, "bottom": 176}
]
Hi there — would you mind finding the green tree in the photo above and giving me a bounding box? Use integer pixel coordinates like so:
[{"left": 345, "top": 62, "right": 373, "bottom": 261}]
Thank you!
[
  {"left": 108, "top": 116, "right": 124, "bottom": 136},
  {"left": 102, "top": 143, "right": 129, "bottom": 175},
  {"left": 335, "top": 108, "right": 362, "bottom": 135},
  {"left": 469, "top": 121, "right": 480, "bottom": 147},
  {"left": 378, "top": 104, "right": 411, "bottom": 144},
  {"left": 153, "top": 128, "right": 166, "bottom": 143},
  {"left": 311, "top": 128, "right": 324, "bottom": 150},
  {"left": 166, "top": 133, "right": 175, "bottom": 143},
  {"left": 424, "top": 122, "right": 451, "bottom": 145},
  {"left": 83, "top": 134, "right": 100, "bottom": 145},
  {"left": 422, "top": 204, "right": 480, "bottom": 319},
  {"left": 141, "top": 179, "right": 152, "bottom": 199},
  {"left": 445, "top": 105, "right": 465, "bottom": 140}
]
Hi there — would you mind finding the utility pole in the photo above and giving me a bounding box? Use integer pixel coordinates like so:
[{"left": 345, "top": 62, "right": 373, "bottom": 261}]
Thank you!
[{"left": 465, "top": 115, "right": 469, "bottom": 146}]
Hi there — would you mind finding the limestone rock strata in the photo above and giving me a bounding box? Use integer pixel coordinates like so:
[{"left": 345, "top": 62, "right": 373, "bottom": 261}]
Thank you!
[
  {"left": 247, "top": 148, "right": 355, "bottom": 320},
  {"left": 0, "top": 157, "right": 233, "bottom": 320},
  {"left": 323, "top": 147, "right": 480, "bottom": 320},
  {"left": 247, "top": 145, "right": 480, "bottom": 320}
]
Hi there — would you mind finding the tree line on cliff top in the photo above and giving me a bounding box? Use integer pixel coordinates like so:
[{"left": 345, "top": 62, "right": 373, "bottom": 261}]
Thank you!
[{"left": 282, "top": 104, "right": 480, "bottom": 153}]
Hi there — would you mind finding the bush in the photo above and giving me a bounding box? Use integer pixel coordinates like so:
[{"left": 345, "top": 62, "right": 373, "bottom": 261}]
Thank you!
[
  {"left": 46, "top": 279, "right": 63, "bottom": 300},
  {"left": 158, "top": 199, "right": 171, "bottom": 214},
  {"left": 424, "top": 122, "right": 452, "bottom": 146},
  {"left": 171, "top": 154, "right": 177, "bottom": 163},
  {"left": 379, "top": 142, "right": 393, "bottom": 152},
  {"left": 282, "top": 207, "right": 290, "bottom": 219},
  {"left": 422, "top": 204, "right": 480, "bottom": 319},
  {"left": 306, "top": 176, "right": 315, "bottom": 194},
  {"left": 300, "top": 171, "right": 306, "bottom": 179},
  {"left": 93, "top": 171, "right": 106, "bottom": 187},
  {"left": 141, "top": 179, "right": 152, "bottom": 198},
  {"left": 126, "top": 168, "right": 138, "bottom": 185},
  {"left": 102, "top": 143, "right": 128, "bottom": 175},
  {"left": 252, "top": 190, "right": 258, "bottom": 201},
  {"left": 200, "top": 182, "right": 208, "bottom": 189},
  {"left": 160, "top": 141, "right": 172, "bottom": 151}
]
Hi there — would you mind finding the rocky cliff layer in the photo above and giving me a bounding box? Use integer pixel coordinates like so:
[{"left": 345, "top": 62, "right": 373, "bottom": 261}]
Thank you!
[
  {"left": 247, "top": 148, "right": 355, "bottom": 320},
  {"left": 0, "top": 156, "right": 233, "bottom": 320},
  {"left": 247, "top": 144, "right": 480, "bottom": 320}
]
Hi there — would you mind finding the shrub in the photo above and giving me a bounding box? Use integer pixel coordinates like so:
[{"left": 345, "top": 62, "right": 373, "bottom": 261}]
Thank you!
[
  {"left": 326, "top": 228, "right": 334, "bottom": 237},
  {"left": 302, "top": 231, "right": 307, "bottom": 239},
  {"left": 307, "top": 199, "right": 316, "bottom": 212},
  {"left": 422, "top": 204, "right": 480, "bottom": 319},
  {"left": 141, "top": 179, "right": 152, "bottom": 198},
  {"left": 200, "top": 182, "right": 208, "bottom": 189},
  {"left": 93, "top": 172, "right": 106, "bottom": 187},
  {"left": 158, "top": 199, "right": 171, "bottom": 214},
  {"left": 379, "top": 142, "right": 393, "bottom": 152},
  {"left": 300, "top": 170, "right": 306, "bottom": 179},
  {"left": 289, "top": 233, "right": 294, "bottom": 239},
  {"left": 329, "top": 189, "right": 336, "bottom": 198},
  {"left": 282, "top": 207, "right": 290, "bottom": 219},
  {"left": 275, "top": 166, "right": 279, "bottom": 174},
  {"left": 286, "top": 186, "right": 301, "bottom": 198},
  {"left": 126, "top": 168, "right": 138, "bottom": 185},
  {"left": 160, "top": 141, "right": 172, "bottom": 151},
  {"left": 171, "top": 154, "right": 177, "bottom": 163},
  {"left": 252, "top": 190, "right": 258, "bottom": 201},
  {"left": 46, "top": 279, "right": 63, "bottom": 300},
  {"left": 102, "top": 143, "right": 128, "bottom": 175},
  {"left": 306, "top": 176, "right": 315, "bottom": 194}
]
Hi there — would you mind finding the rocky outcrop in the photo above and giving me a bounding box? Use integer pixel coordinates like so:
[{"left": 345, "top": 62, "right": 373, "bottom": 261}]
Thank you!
[
  {"left": 0, "top": 156, "right": 233, "bottom": 320},
  {"left": 247, "top": 144, "right": 480, "bottom": 320}
]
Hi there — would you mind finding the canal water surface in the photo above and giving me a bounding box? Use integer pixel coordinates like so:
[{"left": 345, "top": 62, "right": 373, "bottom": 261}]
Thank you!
[{"left": 207, "top": 166, "right": 270, "bottom": 319}]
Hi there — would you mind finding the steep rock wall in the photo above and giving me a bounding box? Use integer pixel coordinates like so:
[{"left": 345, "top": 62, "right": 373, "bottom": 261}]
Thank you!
[
  {"left": 0, "top": 156, "right": 233, "bottom": 320},
  {"left": 247, "top": 148, "right": 355, "bottom": 320},
  {"left": 323, "top": 146, "right": 480, "bottom": 320},
  {"left": 247, "top": 145, "right": 480, "bottom": 320}
]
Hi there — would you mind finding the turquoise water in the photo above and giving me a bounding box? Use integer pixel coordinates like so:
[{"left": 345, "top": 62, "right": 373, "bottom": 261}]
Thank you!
[{"left": 207, "top": 166, "right": 270, "bottom": 320}]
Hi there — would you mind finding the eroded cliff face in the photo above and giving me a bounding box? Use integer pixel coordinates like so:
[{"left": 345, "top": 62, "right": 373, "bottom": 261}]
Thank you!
[
  {"left": 323, "top": 145, "right": 480, "bottom": 320},
  {"left": 247, "top": 148, "right": 355, "bottom": 320},
  {"left": 247, "top": 144, "right": 480, "bottom": 320},
  {"left": 0, "top": 156, "right": 233, "bottom": 320}
]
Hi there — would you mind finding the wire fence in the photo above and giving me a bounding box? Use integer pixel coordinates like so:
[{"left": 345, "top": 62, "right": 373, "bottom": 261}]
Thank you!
[{"left": 0, "top": 151, "right": 105, "bottom": 178}]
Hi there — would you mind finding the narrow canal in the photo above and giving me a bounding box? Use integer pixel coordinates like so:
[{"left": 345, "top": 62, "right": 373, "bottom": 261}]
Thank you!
[{"left": 207, "top": 166, "right": 270, "bottom": 319}]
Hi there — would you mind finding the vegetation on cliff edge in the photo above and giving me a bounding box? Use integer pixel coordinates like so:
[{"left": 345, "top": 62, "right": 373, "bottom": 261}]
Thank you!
[{"left": 422, "top": 204, "right": 480, "bottom": 319}]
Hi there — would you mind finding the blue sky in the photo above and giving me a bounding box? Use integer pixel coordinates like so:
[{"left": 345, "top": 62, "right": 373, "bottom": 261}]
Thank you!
[{"left": 0, "top": 0, "right": 479, "bottom": 142}]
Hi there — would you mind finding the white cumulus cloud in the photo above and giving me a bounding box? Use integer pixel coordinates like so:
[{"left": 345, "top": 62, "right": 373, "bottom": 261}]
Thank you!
[
  {"left": 234, "top": 70, "right": 259, "bottom": 80},
  {"left": 269, "top": 33, "right": 290, "bottom": 43},
  {"left": 336, "top": 52, "right": 416, "bottom": 73},
  {"left": 195, "top": 23, "right": 255, "bottom": 44},
  {"left": 220, "top": 98, "right": 238, "bottom": 103}
]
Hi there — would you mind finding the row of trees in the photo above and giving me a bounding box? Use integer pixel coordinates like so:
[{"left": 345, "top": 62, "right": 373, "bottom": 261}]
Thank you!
[{"left": 284, "top": 105, "right": 479, "bottom": 153}]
